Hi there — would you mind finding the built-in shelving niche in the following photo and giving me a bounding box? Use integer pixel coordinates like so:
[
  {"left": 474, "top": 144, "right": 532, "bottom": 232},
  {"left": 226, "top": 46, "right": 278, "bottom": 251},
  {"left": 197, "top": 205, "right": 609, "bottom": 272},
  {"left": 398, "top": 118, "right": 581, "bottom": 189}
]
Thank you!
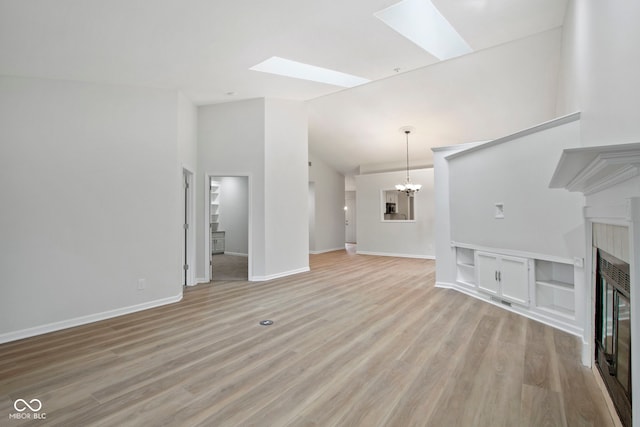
[
  {"left": 534, "top": 260, "right": 575, "bottom": 319},
  {"left": 455, "top": 247, "right": 476, "bottom": 287}
]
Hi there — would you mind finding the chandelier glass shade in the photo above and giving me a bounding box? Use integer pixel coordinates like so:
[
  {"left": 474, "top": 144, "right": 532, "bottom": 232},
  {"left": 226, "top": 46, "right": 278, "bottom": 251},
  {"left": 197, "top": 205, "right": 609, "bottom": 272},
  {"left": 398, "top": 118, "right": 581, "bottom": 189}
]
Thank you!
[{"left": 396, "top": 128, "right": 422, "bottom": 195}]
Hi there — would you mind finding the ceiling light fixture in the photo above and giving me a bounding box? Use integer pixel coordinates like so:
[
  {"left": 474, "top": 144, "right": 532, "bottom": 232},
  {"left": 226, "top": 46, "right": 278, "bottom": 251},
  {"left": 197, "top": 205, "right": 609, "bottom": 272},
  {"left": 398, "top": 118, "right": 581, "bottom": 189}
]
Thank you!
[
  {"left": 249, "top": 56, "right": 370, "bottom": 88},
  {"left": 375, "top": 0, "right": 472, "bottom": 61},
  {"left": 395, "top": 127, "right": 422, "bottom": 195}
]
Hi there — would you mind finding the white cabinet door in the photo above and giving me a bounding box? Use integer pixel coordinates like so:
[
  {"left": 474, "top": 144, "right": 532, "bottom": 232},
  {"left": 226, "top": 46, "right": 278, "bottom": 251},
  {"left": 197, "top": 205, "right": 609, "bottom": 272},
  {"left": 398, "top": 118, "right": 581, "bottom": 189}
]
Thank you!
[
  {"left": 475, "top": 251, "right": 530, "bottom": 306},
  {"left": 499, "top": 255, "right": 529, "bottom": 305},
  {"left": 476, "top": 252, "right": 500, "bottom": 295}
]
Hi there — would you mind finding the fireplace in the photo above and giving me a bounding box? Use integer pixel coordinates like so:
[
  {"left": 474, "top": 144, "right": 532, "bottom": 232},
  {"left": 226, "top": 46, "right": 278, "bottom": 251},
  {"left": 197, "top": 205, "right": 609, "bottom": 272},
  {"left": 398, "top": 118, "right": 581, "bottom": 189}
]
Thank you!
[
  {"left": 550, "top": 140, "right": 640, "bottom": 426},
  {"left": 595, "top": 249, "right": 632, "bottom": 427}
]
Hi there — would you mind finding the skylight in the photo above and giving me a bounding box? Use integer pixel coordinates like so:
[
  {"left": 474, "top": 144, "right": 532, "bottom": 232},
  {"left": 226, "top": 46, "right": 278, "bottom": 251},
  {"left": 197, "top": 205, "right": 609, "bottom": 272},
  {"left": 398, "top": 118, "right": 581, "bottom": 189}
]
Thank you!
[
  {"left": 375, "top": 0, "right": 472, "bottom": 61},
  {"left": 249, "top": 57, "right": 370, "bottom": 88}
]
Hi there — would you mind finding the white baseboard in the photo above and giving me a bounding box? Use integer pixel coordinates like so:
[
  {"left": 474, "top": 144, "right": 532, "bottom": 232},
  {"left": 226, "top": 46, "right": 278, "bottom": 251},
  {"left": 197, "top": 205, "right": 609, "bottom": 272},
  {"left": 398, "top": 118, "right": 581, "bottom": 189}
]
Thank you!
[
  {"left": 195, "top": 277, "right": 208, "bottom": 285},
  {"left": 356, "top": 250, "right": 436, "bottom": 260},
  {"left": 0, "top": 293, "right": 183, "bottom": 344},
  {"left": 582, "top": 337, "right": 591, "bottom": 367},
  {"left": 309, "top": 247, "right": 345, "bottom": 254},
  {"left": 251, "top": 266, "right": 310, "bottom": 282}
]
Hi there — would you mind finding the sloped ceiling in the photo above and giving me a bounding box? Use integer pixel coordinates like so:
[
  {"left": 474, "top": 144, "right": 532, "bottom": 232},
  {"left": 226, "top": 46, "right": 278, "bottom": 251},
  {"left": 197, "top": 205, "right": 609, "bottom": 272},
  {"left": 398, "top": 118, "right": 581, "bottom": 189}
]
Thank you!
[
  {"left": 308, "top": 29, "right": 564, "bottom": 174},
  {"left": 0, "top": 0, "right": 568, "bottom": 174}
]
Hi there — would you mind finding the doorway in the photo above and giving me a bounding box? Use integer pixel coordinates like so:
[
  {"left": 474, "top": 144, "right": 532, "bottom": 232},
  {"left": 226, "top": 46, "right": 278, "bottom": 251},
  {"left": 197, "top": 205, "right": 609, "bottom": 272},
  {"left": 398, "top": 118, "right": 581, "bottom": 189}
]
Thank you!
[
  {"left": 208, "top": 175, "right": 249, "bottom": 281},
  {"left": 345, "top": 192, "right": 356, "bottom": 244}
]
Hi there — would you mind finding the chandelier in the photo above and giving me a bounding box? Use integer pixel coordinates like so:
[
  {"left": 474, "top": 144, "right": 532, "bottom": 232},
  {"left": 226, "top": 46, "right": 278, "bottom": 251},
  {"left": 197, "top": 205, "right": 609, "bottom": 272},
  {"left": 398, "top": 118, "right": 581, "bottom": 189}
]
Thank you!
[{"left": 395, "top": 127, "right": 422, "bottom": 195}]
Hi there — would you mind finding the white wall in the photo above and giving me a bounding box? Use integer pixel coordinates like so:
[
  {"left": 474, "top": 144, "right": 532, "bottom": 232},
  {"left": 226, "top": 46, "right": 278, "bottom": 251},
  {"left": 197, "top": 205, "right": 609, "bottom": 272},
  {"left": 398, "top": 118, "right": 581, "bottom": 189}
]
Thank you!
[
  {"left": 178, "top": 92, "right": 197, "bottom": 173},
  {"left": 432, "top": 142, "right": 482, "bottom": 287},
  {"left": 197, "top": 99, "right": 265, "bottom": 280},
  {"left": 355, "top": 169, "right": 435, "bottom": 258},
  {"left": 308, "top": 182, "right": 316, "bottom": 251},
  {"left": 309, "top": 152, "right": 345, "bottom": 253},
  {"left": 557, "top": 0, "right": 640, "bottom": 146},
  {"left": 197, "top": 98, "right": 309, "bottom": 281},
  {"left": 214, "top": 176, "right": 249, "bottom": 256},
  {"left": 448, "top": 120, "right": 585, "bottom": 259},
  {"left": 264, "top": 98, "right": 309, "bottom": 277},
  {"left": 0, "top": 76, "right": 183, "bottom": 341}
]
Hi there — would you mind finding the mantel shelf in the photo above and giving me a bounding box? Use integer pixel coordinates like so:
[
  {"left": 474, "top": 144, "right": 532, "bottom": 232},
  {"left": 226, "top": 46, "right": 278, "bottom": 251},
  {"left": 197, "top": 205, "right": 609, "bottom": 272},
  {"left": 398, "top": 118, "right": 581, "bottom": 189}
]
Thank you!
[{"left": 549, "top": 142, "right": 640, "bottom": 195}]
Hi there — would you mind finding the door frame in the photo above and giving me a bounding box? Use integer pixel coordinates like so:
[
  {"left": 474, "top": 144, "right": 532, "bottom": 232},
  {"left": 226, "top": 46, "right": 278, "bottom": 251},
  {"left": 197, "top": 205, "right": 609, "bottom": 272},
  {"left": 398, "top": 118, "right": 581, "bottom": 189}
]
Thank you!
[
  {"left": 204, "top": 173, "right": 252, "bottom": 282},
  {"left": 182, "top": 167, "right": 196, "bottom": 286}
]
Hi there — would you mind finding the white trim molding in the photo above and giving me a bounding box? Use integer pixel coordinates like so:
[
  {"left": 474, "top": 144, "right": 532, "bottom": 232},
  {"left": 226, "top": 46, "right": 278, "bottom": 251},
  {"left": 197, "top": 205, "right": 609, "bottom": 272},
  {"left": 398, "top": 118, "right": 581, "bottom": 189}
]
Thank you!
[
  {"left": 446, "top": 112, "right": 581, "bottom": 160},
  {"left": 310, "top": 247, "right": 345, "bottom": 254},
  {"left": 251, "top": 266, "right": 310, "bottom": 282},
  {"left": 451, "top": 241, "right": 576, "bottom": 265},
  {"left": 549, "top": 141, "right": 640, "bottom": 194},
  {"left": 356, "top": 250, "right": 435, "bottom": 260},
  {"left": 224, "top": 252, "right": 249, "bottom": 257},
  {"left": 0, "top": 293, "right": 183, "bottom": 344}
]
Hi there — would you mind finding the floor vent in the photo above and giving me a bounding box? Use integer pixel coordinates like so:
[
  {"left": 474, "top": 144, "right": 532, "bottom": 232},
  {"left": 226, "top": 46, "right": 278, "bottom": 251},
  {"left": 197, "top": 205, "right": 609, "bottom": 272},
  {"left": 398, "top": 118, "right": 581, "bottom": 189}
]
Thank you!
[{"left": 490, "top": 296, "right": 511, "bottom": 307}]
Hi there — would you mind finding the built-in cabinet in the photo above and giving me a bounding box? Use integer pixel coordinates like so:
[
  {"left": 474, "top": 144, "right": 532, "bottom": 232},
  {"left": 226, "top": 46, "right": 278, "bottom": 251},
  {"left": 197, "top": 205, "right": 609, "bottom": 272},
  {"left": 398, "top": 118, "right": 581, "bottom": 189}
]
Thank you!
[
  {"left": 452, "top": 243, "right": 578, "bottom": 333},
  {"left": 211, "top": 231, "right": 225, "bottom": 254},
  {"left": 476, "top": 251, "right": 530, "bottom": 306}
]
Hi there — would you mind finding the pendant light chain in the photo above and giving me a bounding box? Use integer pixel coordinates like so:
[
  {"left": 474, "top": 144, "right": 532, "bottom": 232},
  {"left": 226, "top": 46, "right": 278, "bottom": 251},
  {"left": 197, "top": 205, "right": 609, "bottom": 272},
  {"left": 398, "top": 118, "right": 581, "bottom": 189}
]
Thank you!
[{"left": 405, "top": 131, "right": 410, "bottom": 181}]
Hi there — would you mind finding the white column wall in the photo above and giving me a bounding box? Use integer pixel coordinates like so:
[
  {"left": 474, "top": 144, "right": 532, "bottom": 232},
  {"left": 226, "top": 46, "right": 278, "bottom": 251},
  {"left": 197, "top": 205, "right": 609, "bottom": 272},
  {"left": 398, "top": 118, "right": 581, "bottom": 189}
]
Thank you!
[
  {"left": 264, "top": 99, "right": 309, "bottom": 277},
  {"left": 432, "top": 144, "right": 481, "bottom": 287},
  {"left": 197, "top": 98, "right": 309, "bottom": 281},
  {"left": 197, "top": 99, "right": 265, "bottom": 280}
]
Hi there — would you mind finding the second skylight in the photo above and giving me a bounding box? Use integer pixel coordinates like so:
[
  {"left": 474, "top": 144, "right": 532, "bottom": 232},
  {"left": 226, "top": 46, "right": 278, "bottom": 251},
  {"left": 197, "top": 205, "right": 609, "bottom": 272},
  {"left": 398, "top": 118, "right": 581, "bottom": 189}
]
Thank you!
[{"left": 375, "top": 0, "right": 472, "bottom": 61}]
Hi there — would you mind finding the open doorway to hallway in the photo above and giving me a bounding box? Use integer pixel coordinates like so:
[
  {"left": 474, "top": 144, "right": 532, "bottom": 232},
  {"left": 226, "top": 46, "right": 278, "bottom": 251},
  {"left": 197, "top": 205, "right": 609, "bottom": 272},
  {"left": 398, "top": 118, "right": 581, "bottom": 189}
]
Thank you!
[
  {"left": 345, "top": 191, "right": 356, "bottom": 244},
  {"left": 209, "top": 175, "right": 249, "bottom": 281}
]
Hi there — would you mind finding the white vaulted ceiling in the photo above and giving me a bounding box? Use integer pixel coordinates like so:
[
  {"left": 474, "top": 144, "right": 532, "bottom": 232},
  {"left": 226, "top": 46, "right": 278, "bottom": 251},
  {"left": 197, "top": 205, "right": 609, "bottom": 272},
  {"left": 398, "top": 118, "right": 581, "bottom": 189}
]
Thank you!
[{"left": 0, "top": 0, "right": 568, "bottom": 174}]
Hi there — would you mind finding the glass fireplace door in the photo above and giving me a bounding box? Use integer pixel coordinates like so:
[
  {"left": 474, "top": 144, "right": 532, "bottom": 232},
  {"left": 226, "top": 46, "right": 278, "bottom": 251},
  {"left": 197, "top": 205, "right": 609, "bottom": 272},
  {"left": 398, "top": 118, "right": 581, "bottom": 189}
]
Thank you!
[{"left": 595, "top": 250, "right": 632, "bottom": 427}]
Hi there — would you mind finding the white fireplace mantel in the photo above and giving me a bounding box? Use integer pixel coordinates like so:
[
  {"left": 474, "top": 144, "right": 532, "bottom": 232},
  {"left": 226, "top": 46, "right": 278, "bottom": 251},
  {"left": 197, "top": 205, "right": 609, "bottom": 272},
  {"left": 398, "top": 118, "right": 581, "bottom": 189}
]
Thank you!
[
  {"left": 549, "top": 141, "right": 640, "bottom": 195},
  {"left": 551, "top": 142, "right": 640, "bottom": 427}
]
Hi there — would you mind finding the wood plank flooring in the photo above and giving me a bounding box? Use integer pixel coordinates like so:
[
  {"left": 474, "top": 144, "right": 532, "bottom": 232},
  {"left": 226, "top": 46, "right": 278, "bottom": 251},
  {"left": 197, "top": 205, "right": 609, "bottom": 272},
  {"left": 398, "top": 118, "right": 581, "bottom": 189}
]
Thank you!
[
  {"left": 212, "top": 254, "right": 248, "bottom": 281},
  {"left": 0, "top": 250, "right": 615, "bottom": 426}
]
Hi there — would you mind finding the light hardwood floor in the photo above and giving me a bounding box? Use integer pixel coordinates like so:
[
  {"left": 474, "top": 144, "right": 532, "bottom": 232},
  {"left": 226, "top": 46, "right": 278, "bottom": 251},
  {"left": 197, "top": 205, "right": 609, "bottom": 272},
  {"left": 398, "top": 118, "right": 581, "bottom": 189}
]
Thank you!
[
  {"left": 1, "top": 250, "right": 615, "bottom": 426},
  {"left": 211, "top": 254, "right": 249, "bottom": 281}
]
